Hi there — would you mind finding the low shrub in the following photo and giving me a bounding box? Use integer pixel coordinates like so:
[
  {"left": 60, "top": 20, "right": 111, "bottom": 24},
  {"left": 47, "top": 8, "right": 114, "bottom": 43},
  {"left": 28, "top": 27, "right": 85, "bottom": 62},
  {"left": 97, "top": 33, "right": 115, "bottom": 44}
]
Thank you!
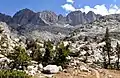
[
  {"left": 0, "top": 70, "right": 31, "bottom": 78},
  {"left": 8, "top": 45, "right": 31, "bottom": 70}
]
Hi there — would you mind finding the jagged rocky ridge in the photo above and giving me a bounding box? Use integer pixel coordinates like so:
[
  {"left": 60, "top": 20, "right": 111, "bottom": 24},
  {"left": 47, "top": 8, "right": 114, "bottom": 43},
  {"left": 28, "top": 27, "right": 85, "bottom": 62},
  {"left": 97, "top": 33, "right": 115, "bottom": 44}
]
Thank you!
[{"left": 0, "top": 8, "right": 101, "bottom": 26}]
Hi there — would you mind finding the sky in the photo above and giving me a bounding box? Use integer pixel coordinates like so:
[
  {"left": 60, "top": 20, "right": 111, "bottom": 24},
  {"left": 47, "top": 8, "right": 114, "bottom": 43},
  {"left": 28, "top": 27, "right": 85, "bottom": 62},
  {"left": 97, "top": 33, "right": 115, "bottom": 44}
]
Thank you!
[{"left": 0, "top": 0, "right": 120, "bottom": 16}]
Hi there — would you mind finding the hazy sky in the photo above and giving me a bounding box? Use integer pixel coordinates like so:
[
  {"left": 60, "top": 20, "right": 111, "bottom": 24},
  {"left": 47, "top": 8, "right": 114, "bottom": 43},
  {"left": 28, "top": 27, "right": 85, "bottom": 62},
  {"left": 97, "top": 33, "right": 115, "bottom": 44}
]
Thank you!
[{"left": 0, "top": 0, "right": 120, "bottom": 16}]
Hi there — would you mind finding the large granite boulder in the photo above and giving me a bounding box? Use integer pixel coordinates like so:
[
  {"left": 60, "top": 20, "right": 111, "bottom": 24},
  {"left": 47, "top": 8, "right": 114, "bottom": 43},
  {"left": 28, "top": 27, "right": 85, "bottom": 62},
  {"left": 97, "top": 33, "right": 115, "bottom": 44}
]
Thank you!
[{"left": 43, "top": 65, "right": 61, "bottom": 74}]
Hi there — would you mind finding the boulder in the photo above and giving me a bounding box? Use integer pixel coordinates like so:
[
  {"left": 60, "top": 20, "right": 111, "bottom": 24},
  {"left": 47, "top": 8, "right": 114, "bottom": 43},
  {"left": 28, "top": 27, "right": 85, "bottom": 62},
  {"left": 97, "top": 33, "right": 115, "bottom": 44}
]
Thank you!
[
  {"left": 58, "top": 66, "right": 62, "bottom": 71},
  {"left": 0, "top": 54, "right": 5, "bottom": 58},
  {"left": 27, "top": 65, "right": 38, "bottom": 72},
  {"left": 38, "top": 63, "right": 43, "bottom": 70},
  {"left": 108, "top": 75, "right": 113, "bottom": 78},
  {"left": 80, "top": 65, "right": 89, "bottom": 72},
  {"left": 27, "top": 65, "right": 40, "bottom": 76},
  {"left": 0, "top": 57, "right": 11, "bottom": 63},
  {"left": 0, "top": 57, "right": 11, "bottom": 69},
  {"left": 43, "top": 65, "right": 60, "bottom": 74},
  {"left": 1, "top": 43, "right": 8, "bottom": 48}
]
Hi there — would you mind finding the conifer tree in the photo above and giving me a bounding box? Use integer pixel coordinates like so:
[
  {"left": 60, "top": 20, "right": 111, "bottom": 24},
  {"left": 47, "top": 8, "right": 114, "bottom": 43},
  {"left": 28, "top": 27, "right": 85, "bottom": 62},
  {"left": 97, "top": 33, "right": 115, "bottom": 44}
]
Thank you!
[
  {"left": 42, "top": 40, "right": 53, "bottom": 66},
  {"left": 103, "top": 27, "right": 112, "bottom": 68},
  {"left": 116, "top": 42, "right": 120, "bottom": 69},
  {"left": 55, "top": 42, "right": 70, "bottom": 66}
]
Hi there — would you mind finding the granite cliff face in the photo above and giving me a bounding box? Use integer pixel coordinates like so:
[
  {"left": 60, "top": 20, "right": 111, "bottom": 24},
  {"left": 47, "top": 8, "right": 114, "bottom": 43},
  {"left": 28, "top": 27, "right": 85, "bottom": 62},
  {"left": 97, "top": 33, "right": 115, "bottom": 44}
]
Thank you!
[
  {"left": 66, "top": 11, "right": 87, "bottom": 26},
  {"left": 66, "top": 11, "right": 101, "bottom": 26},
  {"left": 38, "top": 11, "right": 58, "bottom": 25}
]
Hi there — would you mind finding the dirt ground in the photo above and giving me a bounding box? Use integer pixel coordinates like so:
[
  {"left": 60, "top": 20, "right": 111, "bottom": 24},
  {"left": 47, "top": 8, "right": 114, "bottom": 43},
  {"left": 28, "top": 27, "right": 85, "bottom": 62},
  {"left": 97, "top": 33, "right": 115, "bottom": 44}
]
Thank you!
[{"left": 53, "top": 68, "right": 120, "bottom": 78}]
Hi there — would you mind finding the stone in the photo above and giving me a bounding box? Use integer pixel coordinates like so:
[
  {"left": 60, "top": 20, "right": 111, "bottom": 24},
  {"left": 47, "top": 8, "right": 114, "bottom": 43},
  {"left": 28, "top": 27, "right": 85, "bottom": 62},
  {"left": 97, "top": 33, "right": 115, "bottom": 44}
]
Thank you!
[
  {"left": 31, "top": 61, "right": 38, "bottom": 64},
  {"left": 58, "top": 66, "right": 62, "bottom": 71},
  {"left": 44, "top": 74, "right": 54, "bottom": 78},
  {"left": 1, "top": 43, "right": 8, "bottom": 48},
  {"left": 0, "top": 24, "right": 4, "bottom": 33},
  {"left": 0, "top": 54, "right": 5, "bottom": 58},
  {"left": 0, "top": 57, "right": 11, "bottom": 69},
  {"left": 14, "top": 38, "right": 19, "bottom": 42},
  {"left": 108, "top": 75, "right": 113, "bottom": 78},
  {"left": 28, "top": 70, "right": 36, "bottom": 76},
  {"left": 27, "top": 65, "right": 38, "bottom": 71},
  {"left": 0, "top": 57, "right": 10, "bottom": 63},
  {"left": 43, "top": 65, "right": 60, "bottom": 74},
  {"left": 27, "top": 65, "right": 39, "bottom": 76},
  {"left": 80, "top": 65, "right": 89, "bottom": 72},
  {"left": 38, "top": 63, "right": 43, "bottom": 70},
  {"left": 66, "top": 56, "right": 71, "bottom": 60},
  {"left": 27, "top": 66, "right": 34, "bottom": 71}
]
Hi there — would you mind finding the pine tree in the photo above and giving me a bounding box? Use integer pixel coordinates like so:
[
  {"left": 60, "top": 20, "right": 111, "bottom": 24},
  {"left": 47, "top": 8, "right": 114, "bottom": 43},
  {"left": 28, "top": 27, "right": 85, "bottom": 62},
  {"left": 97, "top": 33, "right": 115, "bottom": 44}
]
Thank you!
[
  {"left": 32, "top": 41, "right": 42, "bottom": 63},
  {"left": 102, "top": 46, "right": 107, "bottom": 69},
  {"left": 42, "top": 40, "right": 53, "bottom": 66},
  {"left": 103, "top": 27, "right": 112, "bottom": 68},
  {"left": 55, "top": 42, "right": 70, "bottom": 66},
  {"left": 116, "top": 42, "right": 120, "bottom": 69}
]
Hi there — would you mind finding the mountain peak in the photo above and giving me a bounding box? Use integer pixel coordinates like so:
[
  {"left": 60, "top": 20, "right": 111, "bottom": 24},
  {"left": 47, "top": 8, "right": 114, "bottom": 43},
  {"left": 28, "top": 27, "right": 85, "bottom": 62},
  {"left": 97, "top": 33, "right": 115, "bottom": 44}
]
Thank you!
[{"left": 12, "top": 8, "right": 35, "bottom": 25}]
